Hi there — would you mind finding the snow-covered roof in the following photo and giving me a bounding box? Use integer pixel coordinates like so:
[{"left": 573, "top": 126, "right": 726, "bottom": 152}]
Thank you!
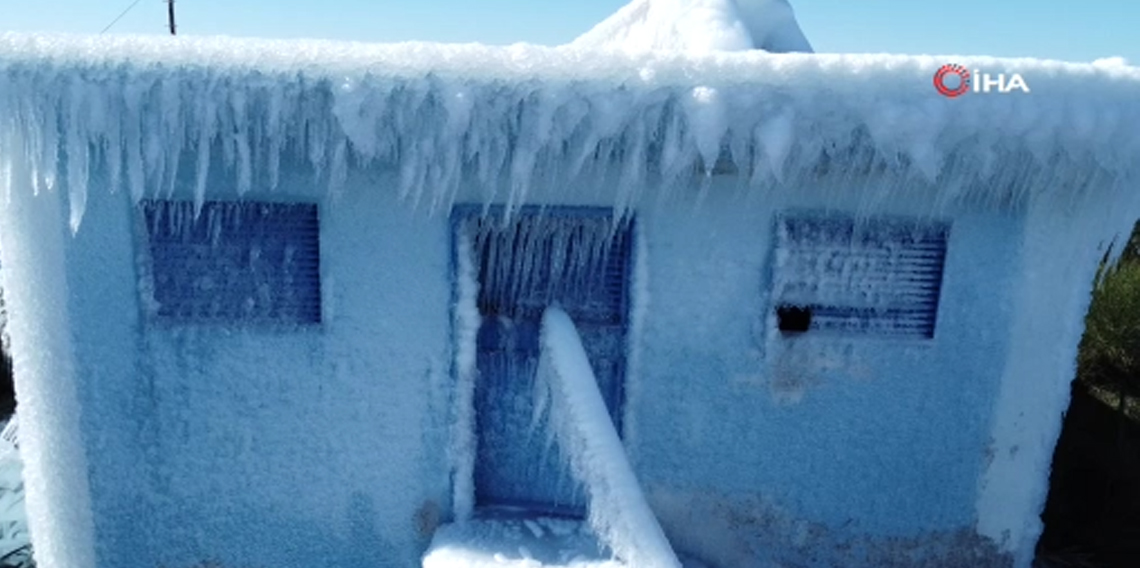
[
  {"left": 571, "top": 0, "right": 814, "bottom": 53},
  {"left": 1, "top": 33, "right": 1139, "bottom": 230}
]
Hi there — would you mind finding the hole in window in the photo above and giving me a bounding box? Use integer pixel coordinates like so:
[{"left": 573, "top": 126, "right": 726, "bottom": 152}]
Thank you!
[
  {"left": 772, "top": 214, "right": 949, "bottom": 339},
  {"left": 138, "top": 200, "right": 322, "bottom": 326},
  {"left": 776, "top": 305, "right": 813, "bottom": 334}
]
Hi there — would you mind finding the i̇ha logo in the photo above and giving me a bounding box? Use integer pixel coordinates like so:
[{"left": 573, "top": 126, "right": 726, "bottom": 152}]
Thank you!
[{"left": 933, "top": 64, "right": 1030, "bottom": 98}]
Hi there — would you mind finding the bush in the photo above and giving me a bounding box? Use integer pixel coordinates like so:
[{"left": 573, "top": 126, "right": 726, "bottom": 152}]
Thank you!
[{"left": 1078, "top": 257, "right": 1140, "bottom": 407}]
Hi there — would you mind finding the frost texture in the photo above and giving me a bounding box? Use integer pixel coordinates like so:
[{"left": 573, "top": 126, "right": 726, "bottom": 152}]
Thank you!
[
  {"left": 451, "top": 234, "right": 482, "bottom": 520},
  {"left": 423, "top": 517, "right": 624, "bottom": 568},
  {"left": 771, "top": 215, "right": 948, "bottom": 338},
  {"left": 571, "top": 0, "right": 814, "bottom": 54},
  {"left": 0, "top": 33, "right": 1139, "bottom": 568},
  {"left": 137, "top": 200, "right": 322, "bottom": 325},
  {"left": 0, "top": 131, "right": 96, "bottom": 568},
  {"left": 463, "top": 214, "right": 626, "bottom": 321},
  {"left": 976, "top": 185, "right": 1140, "bottom": 564},
  {"left": 0, "top": 416, "right": 29, "bottom": 564},
  {"left": 460, "top": 212, "right": 629, "bottom": 513},
  {"left": 535, "top": 307, "right": 679, "bottom": 568},
  {"left": 0, "top": 33, "right": 1138, "bottom": 232}
]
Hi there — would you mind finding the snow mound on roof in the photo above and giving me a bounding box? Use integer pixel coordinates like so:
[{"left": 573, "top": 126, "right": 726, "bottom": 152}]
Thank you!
[{"left": 571, "top": 0, "right": 813, "bottom": 53}]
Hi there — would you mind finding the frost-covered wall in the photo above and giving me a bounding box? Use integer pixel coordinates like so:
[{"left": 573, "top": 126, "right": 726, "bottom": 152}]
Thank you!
[
  {"left": 46, "top": 163, "right": 456, "bottom": 568},
  {"left": 0, "top": 32, "right": 1139, "bottom": 568},
  {"left": 626, "top": 181, "right": 1023, "bottom": 567}
]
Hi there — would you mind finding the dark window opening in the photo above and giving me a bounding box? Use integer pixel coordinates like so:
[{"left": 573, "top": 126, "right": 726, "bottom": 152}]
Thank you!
[{"left": 776, "top": 305, "right": 813, "bottom": 334}]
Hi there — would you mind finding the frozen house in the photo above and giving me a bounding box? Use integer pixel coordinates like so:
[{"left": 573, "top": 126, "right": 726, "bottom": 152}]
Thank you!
[{"left": 1, "top": 2, "right": 1139, "bottom": 568}]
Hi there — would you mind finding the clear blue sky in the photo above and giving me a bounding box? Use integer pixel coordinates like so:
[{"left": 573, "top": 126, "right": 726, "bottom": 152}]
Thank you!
[{"left": 3, "top": 0, "right": 1136, "bottom": 64}]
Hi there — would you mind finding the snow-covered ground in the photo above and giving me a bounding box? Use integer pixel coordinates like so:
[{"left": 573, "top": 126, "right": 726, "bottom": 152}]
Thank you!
[
  {"left": 424, "top": 516, "right": 621, "bottom": 568},
  {"left": 424, "top": 516, "right": 711, "bottom": 568},
  {"left": 0, "top": 416, "right": 30, "bottom": 566}
]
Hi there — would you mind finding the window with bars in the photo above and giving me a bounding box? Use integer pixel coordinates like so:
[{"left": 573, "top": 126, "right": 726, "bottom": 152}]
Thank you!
[
  {"left": 772, "top": 214, "right": 949, "bottom": 339},
  {"left": 138, "top": 200, "right": 322, "bottom": 326}
]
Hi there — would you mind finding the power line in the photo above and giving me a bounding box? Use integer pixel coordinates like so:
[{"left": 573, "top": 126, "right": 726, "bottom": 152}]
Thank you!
[{"left": 100, "top": 0, "right": 146, "bottom": 35}]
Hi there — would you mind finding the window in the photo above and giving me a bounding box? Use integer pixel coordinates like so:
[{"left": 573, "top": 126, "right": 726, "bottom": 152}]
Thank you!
[
  {"left": 138, "top": 200, "right": 322, "bottom": 325},
  {"left": 773, "top": 214, "right": 949, "bottom": 339}
]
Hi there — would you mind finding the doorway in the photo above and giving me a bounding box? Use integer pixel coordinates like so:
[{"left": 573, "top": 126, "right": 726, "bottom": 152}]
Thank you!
[{"left": 454, "top": 207, "right": 632, "bottom": 517}]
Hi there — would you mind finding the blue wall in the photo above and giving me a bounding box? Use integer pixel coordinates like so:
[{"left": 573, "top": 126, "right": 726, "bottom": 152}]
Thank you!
[
  {"left": 627, "top": 182, "right": 1022, "bottom": 567},
  {"left": 65, "top": 164, "right": 455, "bottom": 568},
  {"left": 59, "top": 162, "right": 1023, "bottom": 568}
]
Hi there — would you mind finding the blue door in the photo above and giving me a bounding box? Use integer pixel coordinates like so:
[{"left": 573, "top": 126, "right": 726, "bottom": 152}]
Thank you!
[{"left": 457, "top": 209, "right": 630, "bottom": 517}]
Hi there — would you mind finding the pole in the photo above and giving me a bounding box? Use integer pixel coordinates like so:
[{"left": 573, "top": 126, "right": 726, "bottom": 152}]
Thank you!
[{"left": 167, "top": 0, "right": 176, "bottom": 35}]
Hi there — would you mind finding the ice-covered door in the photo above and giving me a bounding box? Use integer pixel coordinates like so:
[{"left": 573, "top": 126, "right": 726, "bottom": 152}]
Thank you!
[{"left": 456, "top": 209, "right": 630, "bottom": 516}]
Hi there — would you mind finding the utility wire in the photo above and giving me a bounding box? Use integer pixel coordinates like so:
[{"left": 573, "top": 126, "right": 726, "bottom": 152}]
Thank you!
[{"left": 100, "top": 0, "right": 147, "bottom": 34}]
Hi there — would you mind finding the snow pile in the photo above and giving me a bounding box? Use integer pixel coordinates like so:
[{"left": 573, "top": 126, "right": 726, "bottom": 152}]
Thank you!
[
  {"left": 571, "top": 0, "right": 814, "bottom": 54},
  {"left": 534, "top": 307, "right": 679, "bottom": 568},
  {"left": 423, "top": 517, "right": 623, "bottom": 568},
  {"left": 0, "top": 34, "right": 1138, "bottom": 231},
  {"left": 0, "top": 416, "right": 29, "bottom": 565}
]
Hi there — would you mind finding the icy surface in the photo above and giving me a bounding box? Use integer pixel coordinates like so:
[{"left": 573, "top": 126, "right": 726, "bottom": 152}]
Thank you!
[
  {"left": 571, "top": 0, "right": 814, "bottom": 54},
  {"left": 459, "top": 212, "right": 630, "bottom": 513},
  {"left": 0, "top": 33, "right": 1138, "bottom": 231},
  {"left": 451, "top": 233, "right": 482, "bottom": 520},
  {"left": 0, "top": 30, "right": 1139, "bottom": 568},
  {"left": 0, "top": 133, "right": 96, "bottom": 568},
  {"left": 535, "top": 307, "right": 679, "bottom": 568},
  {"left": 976, "top": 182, "right": 1140, "bottom": 566},
  {"left": 0, "top": 416, "right": 29, "bottom": 563},
  {"left": 422, "top": 518, "right": 622, "bottom": 568}
]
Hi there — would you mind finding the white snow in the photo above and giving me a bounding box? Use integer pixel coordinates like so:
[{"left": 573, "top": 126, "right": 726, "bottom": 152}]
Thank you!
[
  {"left": 0, "top": 33, "right": 1137, "bottom": 232},
  {"left": 0, "top": 416, "right": 29, "bottom": 564},
  {"left": 620, "top": 223, "right": 650, "bottom": 463},
  {"left": 451, "top": 233, "right": 482, "bottom": 521},
  {"left": 975, "top": 181, "right": 1140, "bottom": 565},
  {"left": 0, "top": 30, "right": 1138, "bottom": 568},
  {"left": 535, "top": 307, "right": 679, "bottom": 568},
  {"left": 571, "top": 0, "right": 814, "bottom": 54},
  {"left": 423, "top": 517, "right": 622, "bottom": 568}
]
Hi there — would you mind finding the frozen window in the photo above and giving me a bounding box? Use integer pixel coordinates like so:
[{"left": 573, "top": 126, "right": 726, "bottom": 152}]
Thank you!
[
  {"left": 139, "top": 200, "right": 322, "bottom": 325},
  {"left": 773, "top": 214, "right": 949, "bottom": 339}
]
